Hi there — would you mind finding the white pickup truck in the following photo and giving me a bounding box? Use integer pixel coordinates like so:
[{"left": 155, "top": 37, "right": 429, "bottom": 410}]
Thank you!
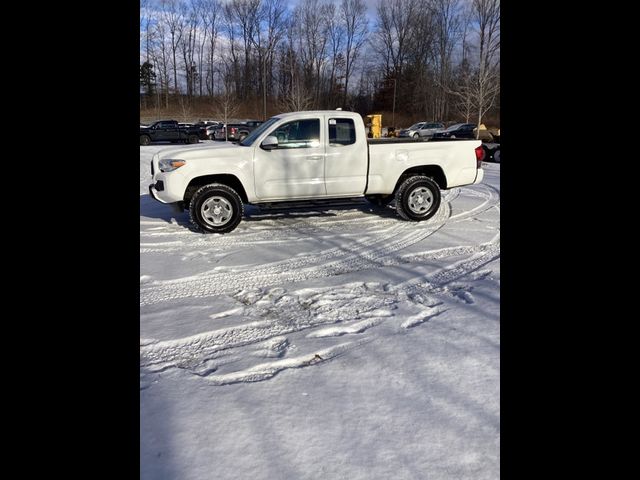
[{"left": 149, "top": 110, "right": 485, "bottom": 233}]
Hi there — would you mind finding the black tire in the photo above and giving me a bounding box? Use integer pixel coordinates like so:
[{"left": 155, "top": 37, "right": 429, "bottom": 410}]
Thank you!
[
  {"left": 365, "top": 194, "right": 394, "bottom": 207},
  {"left": 493, "top": 149, "right": 500, "bottom": 163},
  {"left": 208, "top": 134, "right": 215, "bottom": 140},
  {"left": 482, "top": 144, "right": 491, "bottom": 162},
  {"left": 189, "top": 184, "right": 244, "bottom": 234},
  {"left": 394, "top": 176, "right": 441, "bottom": 221},
  {"left": 188, "top": 134, "right": 199, "bottom": 144},
  {"left": 140, "top": 135, "right": 151, "bottom": 146},
  {"left": 413, "top": 133, "right": 419, "bottom": 139}
]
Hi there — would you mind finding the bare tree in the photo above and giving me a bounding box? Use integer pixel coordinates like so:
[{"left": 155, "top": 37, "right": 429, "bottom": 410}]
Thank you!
[
  {"left": 253, "top": 0, "right": 287, "bottom": 119},
  {"left": 179, "top": 95, "right": 193, "bottom": 122},
  {"left": 200, "top": 0, "right": 220, "bottom": 97},
  {"left": 161, "top": 0, "right": 185, "bottom": 95},
  {"left": 180, "top": 0, "right": 200, "bottom": 99},
  {"left": 278, "top": 77, "right": 313, "bottom": 112},
  {"left": 472, "top": 0, "right": 500, "bottom": 136},
  {"left": 429, "top": 0, "right": 464, "bottom": 120},
  {"left": 292, "top": 0, "right": 330, "bottom": 108},
  {"left": 373, "top": 0, "right": 415, "bottom": 74},
  {"left": 151, "top": 12, "right": 172, "bottom": 108},
  {"left": 340, "top": 0, "right": 368, "bottom": 106},
  {"left": 449, "top": 56, "right": 475, "bottom": 122},
  {"left": 140, "top": 0, "right": 156, "bottom": 109},
  {"left": 228, "top": 0, "right": 261, "bottom": 98},
  {"left": 214, "top": 64, "right": 240, "bottom": 141},
  {"left": 139, "top": 0, "right": 499, "bottom": 125},
  {"left": 325, "top": 3, "right": 344, "bottom": 101},
  {"left": 222, "top": 1, "right": 242, "bottom": 94}
]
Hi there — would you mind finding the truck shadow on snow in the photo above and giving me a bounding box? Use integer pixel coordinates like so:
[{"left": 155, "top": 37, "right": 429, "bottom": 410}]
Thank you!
[{"left": 140, "top": 194, "right": 398, "bottom": 230}]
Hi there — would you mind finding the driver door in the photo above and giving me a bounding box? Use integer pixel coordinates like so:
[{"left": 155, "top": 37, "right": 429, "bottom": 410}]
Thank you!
[{"left": 253, "top": 118, "right": 326, "bottom": 200}]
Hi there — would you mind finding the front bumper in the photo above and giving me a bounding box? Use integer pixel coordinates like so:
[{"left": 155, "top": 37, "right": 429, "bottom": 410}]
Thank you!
[
  {"left": 149, "top": 184, "right": 185, "bottom": 212},
  {"left": 148, "top": 184, "right": 168, "bottom": 203}
]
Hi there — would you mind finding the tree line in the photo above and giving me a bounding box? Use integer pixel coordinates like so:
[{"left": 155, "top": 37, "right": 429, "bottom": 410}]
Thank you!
[{"left": 140, "top": 0, "right": 499, "bottom": 127}]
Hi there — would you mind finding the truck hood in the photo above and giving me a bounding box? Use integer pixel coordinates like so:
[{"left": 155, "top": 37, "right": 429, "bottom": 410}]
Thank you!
[{"left": 155, "top": 142, "right": 249, "bottom": 162}]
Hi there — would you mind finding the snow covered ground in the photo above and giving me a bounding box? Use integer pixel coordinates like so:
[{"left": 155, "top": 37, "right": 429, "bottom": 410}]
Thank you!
[{"left": 140, "top": 142, "right": 500, "bottom": 480}]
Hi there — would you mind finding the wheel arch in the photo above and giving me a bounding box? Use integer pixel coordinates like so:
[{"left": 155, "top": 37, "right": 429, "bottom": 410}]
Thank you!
[
  {"left": 184, "top": 174, "right": 249, "bottom": 205},
  {"left": 393, "top": 165, "right": 447, "bottom": 193}
]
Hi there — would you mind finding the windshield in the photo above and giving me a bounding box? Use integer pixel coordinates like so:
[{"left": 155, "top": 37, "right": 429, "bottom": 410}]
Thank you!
[
  {"left": 239, "top": 117, "right": 281, "bottom": 146},
  {"left": 445, "top": 123, "right": 463, "bottom": 131},
  {"left": 409, "top": 123, "right": 423, "bottom": 130}
]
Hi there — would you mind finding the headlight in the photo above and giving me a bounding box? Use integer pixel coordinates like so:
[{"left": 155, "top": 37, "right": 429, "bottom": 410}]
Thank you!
[{"left": 158, "top": 159, "right": 186, "bottom": 172}]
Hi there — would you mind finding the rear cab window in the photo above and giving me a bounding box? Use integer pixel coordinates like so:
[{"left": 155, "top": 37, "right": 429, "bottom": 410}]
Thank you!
[{"left": 328, "top": 118, "right": 356, "bottom": 146}]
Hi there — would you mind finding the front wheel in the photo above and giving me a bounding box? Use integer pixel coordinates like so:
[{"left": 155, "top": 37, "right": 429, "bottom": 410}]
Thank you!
[
  {"left": 188, "top": 134, "right": 199, "bottom": 144},
  {"left": 493, "top": 149, "right": 500, "bottom": 163},
  {"left": 413, "top": 133, "right": 419, "bottom": 139},
  {"left": 394, "top": 176, "right": 441, "bottom": 221},
  {"left": 189, "top": 184, "right": 244, "bottom": 234},
  {"left": 140, "top": 135, "right": 151, "bottom": 146}
]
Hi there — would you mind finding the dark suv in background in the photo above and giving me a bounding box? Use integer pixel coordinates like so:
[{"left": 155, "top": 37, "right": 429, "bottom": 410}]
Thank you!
[{"left": 432, "top": 123, "right": 477, "bottom": 140}]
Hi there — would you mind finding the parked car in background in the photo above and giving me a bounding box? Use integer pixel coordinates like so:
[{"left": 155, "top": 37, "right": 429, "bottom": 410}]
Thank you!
[
  {"left": 205, "top": 124, "right": 223, "bottom": 139},
  {"left": 213, "top": 120, "right": 264, "bottom": 141},
  {"left": 481, "top": 129, "right": 500, "bottom": 163},
  {"left": 140, "top": 120, "right": 201, "bottom": 145},
  {"left": 432, "top": 123, "right": 477, "bottom": 140},
  {"left": 398, "top": 122, "right": 445, "bottom": 139},
  {"left": 189, "top": 122, "right": 211, "bottom": 140}
]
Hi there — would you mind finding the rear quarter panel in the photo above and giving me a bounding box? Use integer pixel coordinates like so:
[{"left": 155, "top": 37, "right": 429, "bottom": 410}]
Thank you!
[{"left": 367, "top": 139, "right": 481, "bottom": 194}]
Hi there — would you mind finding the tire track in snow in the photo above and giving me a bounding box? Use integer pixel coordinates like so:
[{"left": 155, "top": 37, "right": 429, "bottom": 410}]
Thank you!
[
  {"left": 141, "top": 283, "right": 401, "bottom": 369},
  {"left": 140, "top": 178, "right": 500, "bottom": 387},
  {"left": 138, "top": 189, "right": 466, "bottom": 253},
  {"left": 140, "top": 282, "right": 444, "bottom": 386},
  {"left": 139, "top": 200, "right": 452, "bottom": 305},
  {"left": 140, "top": 185, "right": 500, "bottom": 306}
]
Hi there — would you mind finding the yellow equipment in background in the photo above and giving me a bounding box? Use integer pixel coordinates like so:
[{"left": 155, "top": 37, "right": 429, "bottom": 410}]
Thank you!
[{"left": 366, "top": 114, "right": 382, "bottom": 139}]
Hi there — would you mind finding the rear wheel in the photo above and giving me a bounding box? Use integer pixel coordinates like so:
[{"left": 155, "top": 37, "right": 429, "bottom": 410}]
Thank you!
[
  {"left": 188, "top": 134, "right": 199, "bottom": 144},
  {"left": 394, "top": 176, "right": 441, "bottom": 221},
  {"left": 189, "top": 184, "right": 244, "bottom": 234}
]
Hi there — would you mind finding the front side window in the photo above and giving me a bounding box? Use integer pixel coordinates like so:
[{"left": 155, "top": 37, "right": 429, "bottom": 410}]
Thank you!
[
  {"left": 329, "top": 118, "right": 356, "bottom": 146},
  {"left": 270, "top": 119, "right": 320, "bottom": 149}
]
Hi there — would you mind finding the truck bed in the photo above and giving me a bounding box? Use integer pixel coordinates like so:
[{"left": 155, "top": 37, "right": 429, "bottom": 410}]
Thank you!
[{"left": 367, "top": 137, "right": 477, "bottom": 145}]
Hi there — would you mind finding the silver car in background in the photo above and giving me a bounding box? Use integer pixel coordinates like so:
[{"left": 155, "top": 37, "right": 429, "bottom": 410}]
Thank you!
[{"left": 398, "top": 122, "right": 445, "bottom": 139}]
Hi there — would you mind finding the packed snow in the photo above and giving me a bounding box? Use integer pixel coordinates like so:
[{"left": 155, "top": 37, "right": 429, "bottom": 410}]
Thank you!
[{"left": 140, "top": 142, "right": 500, "bottom": 480}]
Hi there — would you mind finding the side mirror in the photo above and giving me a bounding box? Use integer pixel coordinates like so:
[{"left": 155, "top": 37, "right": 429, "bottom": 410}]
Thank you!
[{"left": 261, "top": 135, "right": 278, "bottom": 150}]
